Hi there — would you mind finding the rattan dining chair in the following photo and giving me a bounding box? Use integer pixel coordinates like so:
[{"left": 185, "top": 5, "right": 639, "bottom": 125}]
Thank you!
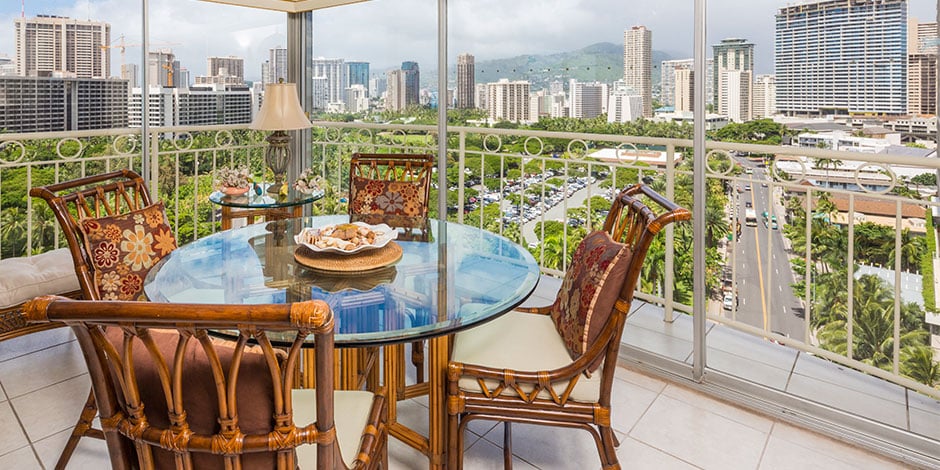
[
  {"left": 348, "top": 153, "right": 434, "bottom": 387},
  {"left": 446, "top": 184, "right": 690, "bottom": 469},
  {"left": 30, "top": 168, "right": 168, "bottom": 469},
  {"left": 24, "top": 296, "right": 388, "bottom": 470}
]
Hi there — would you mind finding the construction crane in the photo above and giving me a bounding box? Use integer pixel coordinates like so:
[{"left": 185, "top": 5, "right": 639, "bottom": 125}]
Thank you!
[
  {"left": 100, "top": 35, "right": 181, "bottom": 69},
  {"left": 162, "top": 63, "right": 174, "bottom": 87}
]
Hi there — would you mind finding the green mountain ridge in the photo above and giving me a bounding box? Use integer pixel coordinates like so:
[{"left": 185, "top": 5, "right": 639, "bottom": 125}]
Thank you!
[{"left": 418, "top": 42, "right": 672, "bottom": 92}]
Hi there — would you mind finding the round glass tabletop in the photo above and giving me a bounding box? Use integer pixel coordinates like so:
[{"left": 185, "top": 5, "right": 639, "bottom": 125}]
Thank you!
[
  {"left": 143, "top": 215, "right": 541, "bottom": 347},
  {"left": 208, "top": 186, "right": 324, "bottom": 209}
]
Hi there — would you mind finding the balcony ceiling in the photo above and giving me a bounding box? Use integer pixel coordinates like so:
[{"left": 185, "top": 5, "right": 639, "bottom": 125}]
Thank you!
[{"left": 197, "top": 0, "right": 370, "bottom": 12}]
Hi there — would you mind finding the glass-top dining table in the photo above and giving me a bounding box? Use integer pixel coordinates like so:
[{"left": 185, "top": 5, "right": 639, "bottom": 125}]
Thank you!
[{"left": 143, "top": 215, "right": 541, "bottom": 469}]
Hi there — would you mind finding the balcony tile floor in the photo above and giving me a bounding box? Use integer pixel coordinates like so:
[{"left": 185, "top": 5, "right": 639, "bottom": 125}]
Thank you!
[{"left": 0, "top": 281, "right": 929, "bottom": 469}]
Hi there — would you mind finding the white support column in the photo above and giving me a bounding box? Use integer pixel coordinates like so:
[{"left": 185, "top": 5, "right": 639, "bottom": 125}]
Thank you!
[
  {"left": 692, "top": 0, "right": 708, "bottom": 382},
  {"left": 287, "top": 12, "right": 313, "bottom": 189}
]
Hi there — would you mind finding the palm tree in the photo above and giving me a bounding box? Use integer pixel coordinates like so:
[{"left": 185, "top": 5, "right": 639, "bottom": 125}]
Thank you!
[
  {"left": 900, "top": 345, "right": 940, "bottom": 387},
  {"left": 889, "top": 229, "right": 927, "bottom": 273}
]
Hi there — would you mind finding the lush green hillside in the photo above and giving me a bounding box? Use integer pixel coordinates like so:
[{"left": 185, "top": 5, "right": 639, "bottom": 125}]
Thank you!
[{"left": 421, "top": 42, "right": 672, "bottom": 92}]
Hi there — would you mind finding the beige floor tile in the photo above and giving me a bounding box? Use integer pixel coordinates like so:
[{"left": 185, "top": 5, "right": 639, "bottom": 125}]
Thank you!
[
  {"left": 462, "top": 436, "right": 538, "bottom": 469},
  {"left": 33, "top": 427, "right": 111, "bottom": 470},
  {"left": 387, "top": 437, "right": 431, "bottom": 469},
  {"left": 0, "top": 445, "right": 42, "bottom": 469},
  {"left": 661, "top": 383, "right": 774, "bottom": 433},
  {"left": 768, "top": 422, "right": 907, "bottom": 469},
  {"left": 0, "top": 400, "right": 30, "bottom": 456},
  {"left": 614, "top": 436, "right": 701, "bottom": 469},
  {"left": 482, "top": 422, "right": 606, "bottom": 469},
  {"left": 0, "top": 328, "right": 74, "bottom": 363},
  {"left": 630, "top": 393, "right": 767, "bottom": 470},
  {"left": 609, "top": 376, "right": 660, "bottom": 434},
  {"left": 12, "top": 374, "right": 91, "bottom": 442},
  {"left": 614, "top": 365, "right": 667, "bottom": 393},
  {"left": 0, "top": 340, "right": 87, "bottom": 398}
]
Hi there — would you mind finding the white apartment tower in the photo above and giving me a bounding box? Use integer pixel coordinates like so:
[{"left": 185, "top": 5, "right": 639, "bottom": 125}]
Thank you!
[
  {"left": 456, "top": 53, "right": 475, "bottom": 109},
  {"left": 121, "top": 63, "right": 138, "bottom": 88},
  {"left": 712, "top": 38, "right": 754, "bottom": 119},
  {"left": 262, "top": 47, "right": 287, "bottom": 86},
  {"left": 312, "top": 58, "right": 346, "bottom": 106},
  {"left": 908, "top": 18, "right": 938, "bottom": 116},
  {"left": 752, "top": 74, "right": 777, "bottom": 118},
  {"left": 486, "top": 79, "right": 531, "bottom": 123},
  {"left": 569, "top": 79, "right": 607, "bottom": 119},
  {"left": 623, "top": 26, "right": 652, "bottom": 117},
  {"left": 344, "top": 84, "right": 369, "bottom": 113},
  {"left": 474, "top": 83, "right": 487, "bottom": 110},
  {"left": 197, "top": 56, "right": 245, "bottom": 86},
  {"left": 607, "top": 80, "right": 643, "bottom": 123},
  {"left": 775, "top": 0, "right": 907, "bottom": 116},
  {"left": 386, "top": 69, "right": 406, "bottom": 111},
  {"left": 661, "top": 58, "right": 713, "bottom": 108},
  {"left": 674, "top": 69, "right": 694, "bottom": 113},
  {"left": 15, "top": 15, "right": 110, "bottom": 79}
]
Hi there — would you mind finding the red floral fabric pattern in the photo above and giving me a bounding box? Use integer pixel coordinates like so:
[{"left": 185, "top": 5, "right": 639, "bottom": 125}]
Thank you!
[
  {"left": 78, "top": 202, "right": 177, "bottom": 301},
  {"left": 349, "top": 175, "right": 427, "bottom": 217},
  {"left": 550, "top": 231, "right": 630, "bottom": 367}
]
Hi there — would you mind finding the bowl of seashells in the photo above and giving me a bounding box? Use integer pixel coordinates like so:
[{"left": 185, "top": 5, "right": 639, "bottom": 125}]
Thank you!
[{"left": 294, "top": 222, "right": 398, "bottom": 254}]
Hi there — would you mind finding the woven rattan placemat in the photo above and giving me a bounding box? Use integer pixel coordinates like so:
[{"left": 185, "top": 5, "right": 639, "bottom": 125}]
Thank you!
[{"left": 293, "top": 241, "right": 403, "bottom": 274}]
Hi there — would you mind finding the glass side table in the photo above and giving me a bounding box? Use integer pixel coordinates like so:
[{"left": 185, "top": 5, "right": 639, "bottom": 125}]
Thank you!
[{"left": 209, "top": 186, "right": 324, "bottom": 230}]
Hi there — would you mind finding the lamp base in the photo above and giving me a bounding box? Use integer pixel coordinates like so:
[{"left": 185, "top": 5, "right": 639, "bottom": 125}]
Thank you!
[{"left": 264, "top": 130, "right": 292, "bottom": 196}]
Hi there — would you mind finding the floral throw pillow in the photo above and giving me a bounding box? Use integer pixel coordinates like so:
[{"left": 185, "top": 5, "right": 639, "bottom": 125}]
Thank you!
[
  {"left": 78, "top": 202, "right": 177, "bottom": 301},
  {"left": 549, "top": 230, "right": 631, "bottom": 370},
  {"left": 349, "top": 175, "right": 427, "bottom": 217}
]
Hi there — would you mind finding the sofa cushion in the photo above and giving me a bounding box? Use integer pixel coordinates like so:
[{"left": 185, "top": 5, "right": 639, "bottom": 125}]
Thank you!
[
  {"left": 0, "top": 248, "right": 80, "bottom": 308},
  {"left": 451, "top": 310, "right": 601, "bottom": 403},
  {"left": 550, "top": 230, "right": 629, "bottom": 370},
  {"left": 77, "top": 202, "right": 177, "bottom": 300}
]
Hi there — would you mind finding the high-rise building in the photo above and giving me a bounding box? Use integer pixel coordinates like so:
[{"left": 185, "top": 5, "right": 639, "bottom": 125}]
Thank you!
[
  {"left": 0, "top": 76, "right": 127, "bottom": 132},
  {"left": 129, "top": 84, "right": 254, "bottom": 127},
  {"left": 369, "top": 76, "right": 387, "bottom": 99},
  {"left": 908, "top": 19, "right": 938, "bottom": 116},
  {"left": 908, "top": 18, "right": 938, "bottom": 55},
  {"left": 344, "top": 84, "right": 369, "bottom": 113},
  {"left": 722, "top": 70, "right": 752, "bottom": 122},
  {"left": 674, "top": 69, "right": 695, "bottom": 113},
  {"left": 568, "top": 79, "right": 607, "bottom": 119},
  {"left": 752, "top": 74, "right": 777, "bottom": 118},
  {"left": 608, "top": 80, "right": 643, "bottom": 123},
  {"left": 475, "top": 83, "right": 487, "bottom": 110},
  {"left": 712, "top": 38, "right": 754, "bottom": 119},
  {"left": 121, "top": 63, "right": 138, "bottom": 88},
  {"left": 486, "top": 79, "right": 530, "bottom": 123},
  {"left": 623, "top": 25, "right": 652, "bottom": 118},
  {"left": 386, "top": 69, "right": 406, "bottom": 111},
  {"left": 147, "top": 49, "right": 180, "bottom": 88},
  {"left": 775, "top": 0, "right": 907, "bottom": 116},
  {"left": 456, "top": 53, "right": 475, "bottom": 109},
  {"left": 346, "top": 62, "right": 369, "bottom": 91},
  {"left": 661, "top": 58, "right": 713, "bottom": 108},
  {"left": 311, "top": 76, "right": 330, "bottom": 110},
  {"left": 312, "top": 58, "right": 346, "bottom": 106},
  {"left": 197, "top": 56, "right": 244, "bottom": 86},
  {"left": 908, "top": 54, "right": 937, "bottom": 116},
  {"left": 401, "top": 61, "right": 420, "bottom": 108},
  {"left": 262, "top": 47, "right": 287, "bottom": 85},
  {"left": 15, "top": 15, "right": 110, "bottom": 79}
]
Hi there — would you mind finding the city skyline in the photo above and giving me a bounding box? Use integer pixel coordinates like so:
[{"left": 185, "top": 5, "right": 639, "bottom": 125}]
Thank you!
[{"left": 0, "top": 1, "right": 934, "bottom": 84}]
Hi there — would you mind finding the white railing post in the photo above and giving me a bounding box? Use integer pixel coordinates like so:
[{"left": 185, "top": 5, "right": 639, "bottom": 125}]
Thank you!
[{"left": 664, "top": 143, "right": 677, "bottom": 322}]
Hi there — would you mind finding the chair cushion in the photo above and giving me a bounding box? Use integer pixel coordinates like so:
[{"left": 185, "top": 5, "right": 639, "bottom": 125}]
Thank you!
[
  {"left": 77, "top": 202, "right": 177, "bottom": 300},
  {"left": 550, "top": 230, "right": 629, "bottom": 369},
  {"left": 0, "top": 248, "right": 80, "bottom": 308},
  {"left": 293, "top": 389, "right": 377, "bottom": 468},
  {"left": 451, "top": 310, "right": 601, "bottom": 403},
  {"left": 349, "top": 175, "right": 427, "bottom": 217}
]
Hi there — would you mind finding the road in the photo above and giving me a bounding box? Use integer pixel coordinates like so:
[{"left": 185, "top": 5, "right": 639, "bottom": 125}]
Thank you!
[{"left": 723, "top": 160, "right": 805, "bottom": 338}]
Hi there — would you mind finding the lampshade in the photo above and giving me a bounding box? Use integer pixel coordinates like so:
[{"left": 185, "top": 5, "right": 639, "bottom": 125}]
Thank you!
[{"left": 251, "top": 83, "right": 312, "bottom": 131}]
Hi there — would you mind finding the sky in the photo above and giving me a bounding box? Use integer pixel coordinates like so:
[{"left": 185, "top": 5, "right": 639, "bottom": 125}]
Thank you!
[{"left": 0, "top": 0, "right": 935, "bottom": 83}]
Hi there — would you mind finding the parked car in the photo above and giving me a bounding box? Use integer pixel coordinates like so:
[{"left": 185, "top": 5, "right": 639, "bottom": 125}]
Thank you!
[{"left": 722, "top": 292, "right": 734, "bottom": 310}]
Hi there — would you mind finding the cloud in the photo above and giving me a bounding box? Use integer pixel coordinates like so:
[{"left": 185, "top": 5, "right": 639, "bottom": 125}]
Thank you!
[{"left": 0, "top": 0, "right": 935, "bottom": 81}]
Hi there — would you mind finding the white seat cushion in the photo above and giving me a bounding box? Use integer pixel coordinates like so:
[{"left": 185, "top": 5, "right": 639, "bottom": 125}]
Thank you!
[
  {"left": 0, "top": 249, "right": 80, "bottom": 308},
  {"left": 292, "top": 389, "right": 377, "bottom": 468},
  {"left": 451, "top": 310, "right": 601, "bottom": 403}
]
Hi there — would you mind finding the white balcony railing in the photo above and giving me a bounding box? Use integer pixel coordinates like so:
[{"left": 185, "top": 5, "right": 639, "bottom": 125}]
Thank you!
[{"left": 2, "top": 122, "right": 938, "bottom": 407}]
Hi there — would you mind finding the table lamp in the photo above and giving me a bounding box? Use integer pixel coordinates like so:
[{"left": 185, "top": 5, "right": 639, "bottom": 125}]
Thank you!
[{"left": 250, "top": 82, "right": 312, "bottom": 195}]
